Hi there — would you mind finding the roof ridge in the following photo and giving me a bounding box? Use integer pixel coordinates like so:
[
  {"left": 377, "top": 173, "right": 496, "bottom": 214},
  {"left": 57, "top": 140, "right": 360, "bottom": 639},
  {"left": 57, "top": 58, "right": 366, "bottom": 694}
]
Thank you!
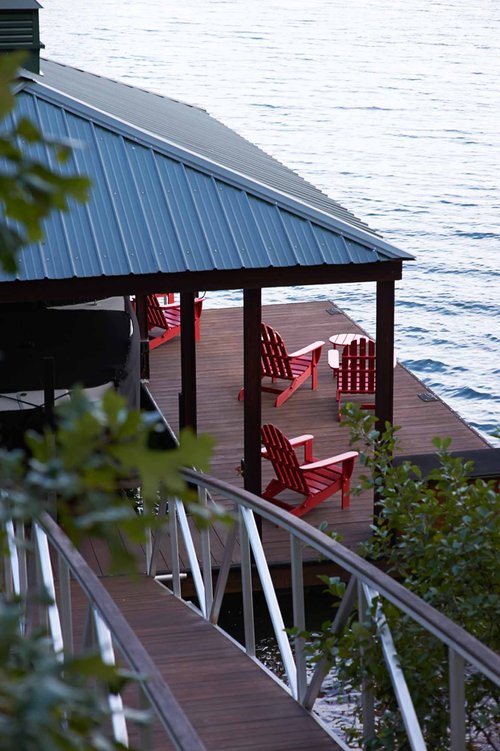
[{"left": 40, "top": 58, "right": 207, "bottom": 114}]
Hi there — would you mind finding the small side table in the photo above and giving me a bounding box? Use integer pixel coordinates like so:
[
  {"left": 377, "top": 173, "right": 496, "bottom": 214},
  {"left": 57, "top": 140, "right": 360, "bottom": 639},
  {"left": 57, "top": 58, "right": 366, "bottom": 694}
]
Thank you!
[
  {"left": 328, "top": 333, "right": 375, "bottom": 376},
  {"left": 329, "top": 333, "right": 369, "bottom": 350}
]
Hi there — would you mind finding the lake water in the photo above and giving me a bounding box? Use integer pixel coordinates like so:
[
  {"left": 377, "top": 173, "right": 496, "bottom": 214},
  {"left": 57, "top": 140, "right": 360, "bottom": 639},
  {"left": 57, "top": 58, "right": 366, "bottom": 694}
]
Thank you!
[{"left": 42, "top": 0, "right": 499, "bottom": 446}]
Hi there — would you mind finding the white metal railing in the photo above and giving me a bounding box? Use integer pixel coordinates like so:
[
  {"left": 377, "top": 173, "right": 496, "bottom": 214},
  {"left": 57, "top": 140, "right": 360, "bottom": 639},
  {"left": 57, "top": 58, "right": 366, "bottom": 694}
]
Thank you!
[
  {"left": 3, "top": 472, "right": 498, "bottom": 751},
  {"left": 2, "top": 514, "right": 207, "bottom": 751},
  {"left": 146, "top": 468, "right": 500, "bottom": 751}
]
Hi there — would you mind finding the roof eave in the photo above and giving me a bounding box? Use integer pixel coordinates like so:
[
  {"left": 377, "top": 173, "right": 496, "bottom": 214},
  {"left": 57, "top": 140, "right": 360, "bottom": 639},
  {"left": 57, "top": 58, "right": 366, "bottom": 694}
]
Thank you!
[{"left": 0, "top": 260, "right": 404, "bottom": 303}]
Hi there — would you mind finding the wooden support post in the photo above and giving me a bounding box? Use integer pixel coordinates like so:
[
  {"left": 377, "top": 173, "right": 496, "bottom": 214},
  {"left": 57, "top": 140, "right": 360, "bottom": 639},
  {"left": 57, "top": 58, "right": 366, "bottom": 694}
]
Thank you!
[
  {"left": 135, "top": 294, "right": 150, "bottom": 380},
  {"left": 43, "top": 356, "right": 55, "bottom": 430},
  {"left": 180, "top": 291, "right": 197, "bottom": 433},
  {"left": 374, "top": 280, "right": 395, "bottom": 518},
  {"left": 375, "top": 280, "right": 395, "bottom": 431},
  {"left": 243, "top": 289, "right": 262, "bottom": 498}
]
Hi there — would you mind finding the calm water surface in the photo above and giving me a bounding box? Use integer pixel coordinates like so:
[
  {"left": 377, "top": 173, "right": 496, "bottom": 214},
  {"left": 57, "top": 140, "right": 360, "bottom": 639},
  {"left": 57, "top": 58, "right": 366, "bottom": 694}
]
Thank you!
[{"left": 42, "top": 0, "right": 500, "bottom": 443}]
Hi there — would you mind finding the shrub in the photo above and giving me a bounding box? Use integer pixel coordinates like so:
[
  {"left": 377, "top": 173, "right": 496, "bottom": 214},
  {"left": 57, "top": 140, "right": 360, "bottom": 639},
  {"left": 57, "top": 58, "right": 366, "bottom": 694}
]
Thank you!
[{"left": 311, "top": 405, "right": 500, "bottom": 750}]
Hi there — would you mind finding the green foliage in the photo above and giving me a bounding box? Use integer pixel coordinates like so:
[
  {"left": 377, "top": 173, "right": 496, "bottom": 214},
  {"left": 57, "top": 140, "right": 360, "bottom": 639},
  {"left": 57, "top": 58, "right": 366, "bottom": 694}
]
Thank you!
[
  {"left": 0, "top": 53, "right": 91, "bottom": 274},
  {"left": 0, "top": 391, "right": 218, "bottom": 749},
  {"left": 1, "top": 388, "right": 217, "bottom": 572},
  {"left": 0, "top": 599, "right": 139, "bottom": 751},
  {"left": 308, "top": 405, "right": 500, "bottom": 749}
]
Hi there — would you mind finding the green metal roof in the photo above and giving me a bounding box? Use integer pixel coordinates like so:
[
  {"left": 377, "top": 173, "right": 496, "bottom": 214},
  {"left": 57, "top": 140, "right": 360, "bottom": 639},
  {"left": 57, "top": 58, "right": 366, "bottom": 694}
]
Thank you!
[{"left": 1, "top": 62, "right": 412, "bottom": 290}]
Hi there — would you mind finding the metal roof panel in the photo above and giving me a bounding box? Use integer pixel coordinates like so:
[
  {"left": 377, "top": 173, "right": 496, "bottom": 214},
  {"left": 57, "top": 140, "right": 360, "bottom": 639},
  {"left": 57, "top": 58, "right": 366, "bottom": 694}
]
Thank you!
[
  {"left": 1, "top": 81, "right": 412, "bottom": 285},
  {"left": 37, "top": 59, "right": 376, "bottom": 235}
]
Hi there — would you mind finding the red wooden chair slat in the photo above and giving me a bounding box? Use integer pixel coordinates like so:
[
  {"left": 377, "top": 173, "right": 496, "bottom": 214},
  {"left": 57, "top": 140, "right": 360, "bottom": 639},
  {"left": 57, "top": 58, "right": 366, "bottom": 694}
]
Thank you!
[
  {"left": 146, "top": 294, "right": 203, "bottom": 350},
  {"left": 239, "top": 323, "right": 324, "bottom": 408},
  {"left": 335, "top": 337, "right": 376, "bottom": 420},
  {"left": 261, "top": 423, "right": 358, "bottom": 517}
]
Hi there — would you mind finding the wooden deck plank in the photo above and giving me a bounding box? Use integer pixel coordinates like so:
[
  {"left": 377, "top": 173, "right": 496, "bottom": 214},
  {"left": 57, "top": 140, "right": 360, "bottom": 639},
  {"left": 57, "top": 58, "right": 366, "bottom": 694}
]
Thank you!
[{"left": 69, "top": 574, "right": 339, "bottom": 750}]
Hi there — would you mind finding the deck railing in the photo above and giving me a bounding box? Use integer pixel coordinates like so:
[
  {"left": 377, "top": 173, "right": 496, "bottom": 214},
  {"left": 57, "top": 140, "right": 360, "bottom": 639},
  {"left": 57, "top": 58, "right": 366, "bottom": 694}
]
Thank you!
[
  {"left": 147, "top": 468, "right": 500, "bottom": 751},
  {"left": 3, "top": 473, "right": 498, "bottom": 751},
  {"left": 2, "top": 513, "right": 207, "bottom": 751}
]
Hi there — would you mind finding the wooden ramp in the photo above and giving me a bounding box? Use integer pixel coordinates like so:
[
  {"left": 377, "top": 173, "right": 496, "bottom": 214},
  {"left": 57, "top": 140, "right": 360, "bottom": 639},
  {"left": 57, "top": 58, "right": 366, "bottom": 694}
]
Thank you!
[{"left": 72, "top": 574, "right": 340, "bottom": 751}]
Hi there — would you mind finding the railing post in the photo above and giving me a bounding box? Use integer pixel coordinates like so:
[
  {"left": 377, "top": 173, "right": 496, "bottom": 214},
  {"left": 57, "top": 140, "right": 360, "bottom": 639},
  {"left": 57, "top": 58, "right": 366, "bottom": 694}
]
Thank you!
[
  {"left": 243, "top": 507, "right": 297, "bottom": 697},
  {"left": 176, "top": 500, "right": 206, "bottom": 616},
  {"left": 239, "top": 508, "right": 256, "bottom": 657},
  {"left": 291, "top": 534, "right": 307, "bottom": 704},
  {"left": 5, "top": 520, "right": 20, "bottom": 597},
  {"left": 168, "top": 497, "right": 181, "bottom": 597},
  {"left": 358, "top": 579, "right": 375, "bottom": 742},
  {"left": 199, "top": 486, "right": 213, "bottom": 617},
  {"left": 449, "top": 648, "right": 466, "bottom": 751},
  {"left": 148, "top": 498, "right": 170, "bottom": 578},
  {"left": 34, "top": 523, "right": 64, "bottom": 655},
  {"left": 17, "top": 522, "right": 28, "bottom": 598},
  {"left": 93, "top": 609, "right": 129, "bottom": 747},
  {"left": 363, "top": 584, "right": 426, "bottom": 751},
  {"left": 58, "top": 556, "right": 74, "bottom": 655}
]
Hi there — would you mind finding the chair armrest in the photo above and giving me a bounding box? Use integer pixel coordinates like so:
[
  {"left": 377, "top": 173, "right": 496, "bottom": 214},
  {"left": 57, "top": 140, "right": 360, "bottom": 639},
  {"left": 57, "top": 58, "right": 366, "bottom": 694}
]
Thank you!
[
  {"left": 327, "top": 349, "right": 340, "bottom": 370},
  {"left": 156, "top": 301, "right": 181, "bottom": 311},
  {"left": 262, "top": 434, "right": 314, "bottom": 459},
  {"left": 289, "top": 434, "right": 314, "bottom": 447},
  {"left": 157, "top": 298, "right": 203, "bottom": 314},
  {"left": 301, "top": 451, "right": 358, "bottom": 471},
  {"left": 289, "top": 341, "right": 325, "bottom": 358}
]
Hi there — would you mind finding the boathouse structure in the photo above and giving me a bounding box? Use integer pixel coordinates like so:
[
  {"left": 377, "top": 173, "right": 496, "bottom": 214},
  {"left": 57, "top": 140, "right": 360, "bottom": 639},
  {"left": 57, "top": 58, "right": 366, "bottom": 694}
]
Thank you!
[
  {"left": 2, "top": 5, "right": 500, "bottom": 750},
  {"left": 0, "top": 21, "right": 414, "bottom": 498}
]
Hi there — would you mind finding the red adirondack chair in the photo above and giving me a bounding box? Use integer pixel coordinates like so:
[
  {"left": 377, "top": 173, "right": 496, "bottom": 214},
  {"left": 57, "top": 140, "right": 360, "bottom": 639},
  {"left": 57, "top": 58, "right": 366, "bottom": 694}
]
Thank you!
[
  {"left": 328, "top": 337, "right": 376, "bottom": 420},
  {"left": 238, "top": 323, "right": 324, "bottom": 407},
  {"left": 261, "top": 423, "right": 358, "bottom": 517},
  {"left": 146, "top": 293, "right": 203, "bottom": 350}
]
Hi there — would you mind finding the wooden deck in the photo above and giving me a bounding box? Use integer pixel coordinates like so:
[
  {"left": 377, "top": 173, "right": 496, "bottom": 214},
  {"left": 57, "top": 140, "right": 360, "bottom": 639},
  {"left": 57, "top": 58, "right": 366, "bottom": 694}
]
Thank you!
[
  {"left": 145, "top": 300, "right": 489, "bottom": 565},
  {"left": 70, "top": 574, "right": 340, "bottom": 750}
]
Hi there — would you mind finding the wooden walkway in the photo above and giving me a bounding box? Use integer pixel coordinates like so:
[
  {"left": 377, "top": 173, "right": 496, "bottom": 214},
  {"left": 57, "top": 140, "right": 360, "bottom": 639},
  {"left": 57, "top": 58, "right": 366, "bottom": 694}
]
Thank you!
[
  {"left": 144, "top": 300, "right": 489, "bottom": 568},
  {"left": 71, "top": 574, "right": 340, "bottom": 750}
]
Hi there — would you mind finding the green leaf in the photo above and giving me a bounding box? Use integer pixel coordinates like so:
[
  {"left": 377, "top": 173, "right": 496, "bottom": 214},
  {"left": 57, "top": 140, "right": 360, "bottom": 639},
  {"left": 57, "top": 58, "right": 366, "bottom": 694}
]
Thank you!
[
  {"left": 16, "top": 116, "right": 42, "bottom": 143},
  {"left": 0, "top": 53, "right": 25, "bottom": 118}
]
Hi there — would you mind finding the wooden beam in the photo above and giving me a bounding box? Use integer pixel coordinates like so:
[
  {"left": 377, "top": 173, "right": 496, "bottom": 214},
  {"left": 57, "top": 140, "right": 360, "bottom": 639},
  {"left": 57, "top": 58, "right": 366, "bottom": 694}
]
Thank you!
[
  {"left": 0, "top": 262, "right": 404, "bottom": 303},
  {"left": 179, "top": 292, "right": 197, "bottom": 433},
  {"left": 243, "top": 289, "right": 262, "bottom": 497}
]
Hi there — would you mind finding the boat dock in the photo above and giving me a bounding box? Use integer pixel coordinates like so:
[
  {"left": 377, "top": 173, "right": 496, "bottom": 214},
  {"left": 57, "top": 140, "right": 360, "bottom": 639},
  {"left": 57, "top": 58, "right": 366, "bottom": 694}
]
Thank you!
[{"left": 145, "top": 300, "right": 489, "bottom": 568}]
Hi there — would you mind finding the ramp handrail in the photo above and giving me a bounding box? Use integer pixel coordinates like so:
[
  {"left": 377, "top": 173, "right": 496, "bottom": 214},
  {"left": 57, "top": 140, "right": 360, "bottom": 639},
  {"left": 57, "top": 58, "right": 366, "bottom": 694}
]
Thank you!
[
  {"left": 145, "top": 467, "right": 500, "bottom": 751},
  {"left": 2, "top": 512, "right": 207, "bottom": 751}
]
